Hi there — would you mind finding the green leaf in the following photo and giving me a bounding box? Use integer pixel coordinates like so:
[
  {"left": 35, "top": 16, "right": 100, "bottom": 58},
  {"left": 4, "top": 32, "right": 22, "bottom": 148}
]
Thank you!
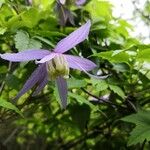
[
  {"left": 28, "top": 39, "right": 42, "bottom": 49},
  {"left": 67, "top": 78, "right": 87, "bottom": 89},
  {"left": 14, "top": 30, "right": 29, "bottom": 51},
  {"left": 137, "top": 48, "right": 150, "bottom": 62},
  {"left": 21, "top": 8, "right": 40, "bottom": 28},
  {"left": 85, "top": 0, "right": 112, "bottom": 21},
  {"left": 91, "top": 78, "right": 108, "bottom": 91},
  {"left": 0, "top": 99, "right": 23, "bottom": 116},
  {"left": 109, "top": 85, "right": 125, "bottom": 99},
  {"left": 15, "top": 30, "right": 42, "bottom": 51},
  {"left": 68, "top": 92, "right": 95, "bottom": 109},
  {"left": 112, "top": 63, "right": 130, "bottom": 72},
  {"left": 95, "top": 50, "right": 130, "bottom": 64},
  {"left": 122, "top": 110, "right": 150, "bottom": 146}
]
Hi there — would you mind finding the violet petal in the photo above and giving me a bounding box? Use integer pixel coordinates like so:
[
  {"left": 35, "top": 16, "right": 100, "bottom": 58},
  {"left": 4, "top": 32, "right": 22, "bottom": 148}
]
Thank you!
[
  {"left": 14, "top": 63, "right": 46, "bottom": 100},
  {"left": 54, "top": 20, "right": 91, "bottom": 53},
  {"left": 68, "top": 60, "right": 110, "bottom": 79},
  {"left": 64, "top": 54, "right": 96, "bottom": 71},
  {"left": 0, "top": 49, "right": 50, "bottom": 62},
  {"left": 32, "top": 76, "right": 48, "bottom": 96},
  {"left": 36, "top": 52, "right": 56, "bottom": 63},
  {"left": 56, "top": 76, "right": 68, "bottom": 109}
]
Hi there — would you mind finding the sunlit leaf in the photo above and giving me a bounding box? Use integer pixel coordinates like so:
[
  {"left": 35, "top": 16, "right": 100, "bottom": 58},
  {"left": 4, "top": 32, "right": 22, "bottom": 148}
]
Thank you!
[{"left": 0, "top": 98, "right": 23, "bottom": 116}]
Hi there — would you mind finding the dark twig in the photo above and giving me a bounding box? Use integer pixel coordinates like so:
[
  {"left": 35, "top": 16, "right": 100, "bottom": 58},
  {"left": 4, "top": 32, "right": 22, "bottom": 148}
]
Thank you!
[{"left": 81, "top": 88, "right": 126, "bottom": 109}]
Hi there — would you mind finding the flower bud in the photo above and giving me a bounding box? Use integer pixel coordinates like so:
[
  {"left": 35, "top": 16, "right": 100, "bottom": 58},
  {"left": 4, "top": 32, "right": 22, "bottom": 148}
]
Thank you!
[{"left": 46, "top": 55, "right": 69, "bottom": 80}]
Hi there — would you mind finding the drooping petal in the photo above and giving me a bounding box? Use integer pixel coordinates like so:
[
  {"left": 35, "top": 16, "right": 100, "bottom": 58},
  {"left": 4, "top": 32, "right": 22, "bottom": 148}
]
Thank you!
[
  {"left": 32, "top": 65, "right": 48, "bottom": 96},
  {"left": 14, "top": 63, "right": 46, "bottom": 100},
  {"left": 67, "top": 58, "right": 110, "bottom": 79},
  {"left": 0, "top": 49, "right": 50, "bottom": 62},
  {"left": 76, "top": 0, "right": 86, "bottom": 6},
  {"left": 64, "top": 54, "right": 96, "bottom": 71},
  {"left": 54, "top": 20, "right": 91, "bottom": 53},
  {"left": 56, "top": 76, "right": 68, "bottom": 109},
  {"left": 36, "top": 52, "right": 56, "bottom": 63},
  {"left": 32, "top": 76, "right": 48, "bottom": 96}
]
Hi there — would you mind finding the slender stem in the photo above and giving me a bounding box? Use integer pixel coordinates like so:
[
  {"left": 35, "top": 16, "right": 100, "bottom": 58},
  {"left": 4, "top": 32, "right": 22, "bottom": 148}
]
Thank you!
[
  {"left": 81, "top": 88, "right": 126, "bottom": 109},
  {"left": 0, "top": 62, "right": 12, "bottom": 95},
  {"left": 3, "top": 128, "right": 18, "bottom": 145}
]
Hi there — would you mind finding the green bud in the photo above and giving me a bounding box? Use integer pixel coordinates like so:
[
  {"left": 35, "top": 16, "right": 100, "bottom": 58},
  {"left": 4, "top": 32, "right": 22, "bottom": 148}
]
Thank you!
[{"left": 46, "top": 55, "right": 69, "bottom": 80}]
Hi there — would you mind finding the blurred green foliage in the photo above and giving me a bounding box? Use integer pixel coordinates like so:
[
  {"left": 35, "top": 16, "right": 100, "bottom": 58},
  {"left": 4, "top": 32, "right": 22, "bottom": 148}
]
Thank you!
[{"left": 0, "top": 0, "right": 150, "bottom": 149}]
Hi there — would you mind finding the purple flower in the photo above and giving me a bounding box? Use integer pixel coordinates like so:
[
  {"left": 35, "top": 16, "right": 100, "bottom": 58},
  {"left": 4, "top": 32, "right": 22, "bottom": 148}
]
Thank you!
[{"left": 0, "top": 21, "right": 96, "bottom": 109}]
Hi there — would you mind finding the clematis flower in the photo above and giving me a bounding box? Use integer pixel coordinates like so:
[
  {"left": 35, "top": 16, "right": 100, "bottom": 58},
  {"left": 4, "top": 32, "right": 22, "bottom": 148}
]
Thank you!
[{"left": 0, "top": 21, "right": 97, "bottom": 108}]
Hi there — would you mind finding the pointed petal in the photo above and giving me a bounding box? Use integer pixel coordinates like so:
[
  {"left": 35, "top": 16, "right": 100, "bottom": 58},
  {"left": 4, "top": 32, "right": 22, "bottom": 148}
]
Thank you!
[
  {"left": 68, "top": 59, "right": 110, "bottom": 79},
  {"left": 56, "top": 76, "right": 68, "bottom": 109},
  {"left": 32, "top": 76, "right": 48, "bottom": 96},
  {"left": 0, "top": 49, "right": 50, "bottom": 62},
  {"left": 14, "top": 63, "right": 46, "bottom": 100},
  {"left": 54, "top": 20, "right": 91, "bottom": 53},
  {"left": 65, "top": 55, "right": 96, "bottom": 71},
  {"left": 36, "top": 52, "right": 56, "bottom": 63}
]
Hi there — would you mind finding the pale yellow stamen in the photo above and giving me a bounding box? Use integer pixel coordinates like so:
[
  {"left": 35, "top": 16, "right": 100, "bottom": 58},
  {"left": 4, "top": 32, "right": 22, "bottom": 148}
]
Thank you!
[{"left": 46, "top": 55, "right": 69, "bottom": 80}]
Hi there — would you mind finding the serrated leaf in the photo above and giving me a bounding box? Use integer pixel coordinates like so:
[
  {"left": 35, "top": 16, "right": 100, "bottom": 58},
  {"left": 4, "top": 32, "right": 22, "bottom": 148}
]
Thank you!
[
  {"left": 128, "top": 125, "right": 150, "bottom": 146},
  {"left": 122, "top": 110, "right": 150, "bottom": 146},
  {"left": 15, "top": 30, "right": 29, "bottom": 51},
  {"left": 109, "top": 85, "right": 125, "bottom": 99},
  {"left": 0, "top": 99, "right": 23, "bottom": 116},
  {"left": 15, "top": 30, "right": 42, "bottom": 51}
]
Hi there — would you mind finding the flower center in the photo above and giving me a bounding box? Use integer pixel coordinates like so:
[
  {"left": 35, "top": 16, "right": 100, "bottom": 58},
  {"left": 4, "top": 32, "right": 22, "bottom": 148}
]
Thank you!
[{"left": 46, "top": 54, "right": 69, "bottom": 80}]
